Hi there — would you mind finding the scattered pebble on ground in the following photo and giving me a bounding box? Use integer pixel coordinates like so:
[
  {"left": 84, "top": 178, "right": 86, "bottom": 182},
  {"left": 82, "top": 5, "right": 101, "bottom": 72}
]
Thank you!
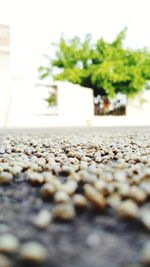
[{"left": 0, "top": 128, "right": 150, "bottom": 267}]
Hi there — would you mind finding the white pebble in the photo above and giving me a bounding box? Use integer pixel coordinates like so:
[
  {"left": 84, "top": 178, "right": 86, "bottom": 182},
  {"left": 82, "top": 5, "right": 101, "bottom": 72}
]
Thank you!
[
  {"left": 20, "top": 242, "right": 47, "bottom": 262},
  {"left": 0, "top": 234, "right": 19, "bottom": 253},
  {"left": 52, "top": 203, "right": 76, "bottom": 221},
  {"left": 0, "top": 254, "right": 12, "bottom": 267},
  {"left": 0, "top": 172, "right": 13, "bottom": 184},
  {"left": 34, "top": 210, "right": 52, "bottom": 229},
  {"left": 54, "top": 191, "right": 70, "bottom": 203}
]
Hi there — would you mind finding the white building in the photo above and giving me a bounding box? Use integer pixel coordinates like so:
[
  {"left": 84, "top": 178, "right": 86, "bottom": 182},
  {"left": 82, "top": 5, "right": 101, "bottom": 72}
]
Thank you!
[{"left": 0, "top": 24, "right": 11, "bottom": 127}]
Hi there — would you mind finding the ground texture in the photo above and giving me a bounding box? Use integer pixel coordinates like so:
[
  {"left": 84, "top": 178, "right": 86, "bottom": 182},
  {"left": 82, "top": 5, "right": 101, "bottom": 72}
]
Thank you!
[{"left": 0, "top": 127, "right": 150, "bottom": 267}]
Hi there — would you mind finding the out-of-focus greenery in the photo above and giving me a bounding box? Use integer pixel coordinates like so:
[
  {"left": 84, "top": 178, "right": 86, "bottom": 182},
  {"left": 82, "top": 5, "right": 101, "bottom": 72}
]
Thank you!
[
  {"left": 45, "top": 92, "right": 57, "bottom": 106},
  {"left": 38, "top": 29, "right": 150, "bottom": 98}
]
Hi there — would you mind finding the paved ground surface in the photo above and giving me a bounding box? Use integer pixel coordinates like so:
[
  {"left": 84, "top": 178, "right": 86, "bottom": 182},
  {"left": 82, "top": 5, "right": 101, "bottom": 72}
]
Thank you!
[{"left": 0, "top": 127, "right": 150, "bottom": 267}]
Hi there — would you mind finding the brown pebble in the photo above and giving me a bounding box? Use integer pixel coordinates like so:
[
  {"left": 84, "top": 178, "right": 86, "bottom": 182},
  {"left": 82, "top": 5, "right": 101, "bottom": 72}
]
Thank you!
[
  {"left": 0, "top": 172, "right": 13, "bottom": 184},
  {"left": 54, "top": 191, "right": 70, "bottom": 203},
  {"left": 20, "top": 242, "right": 47, "bottom": 262},
  {"left": 52, "top": 203, "right": 76, "bottom": 221},
  {"left": 116, "top": 200, "right": 139, "bottom": 219},
  {"left": 0, "top": 254, "right": 12, "bottom": 267},
  {"left": 41, "top": 183, "right": 56, "bottom": 199},
  {"left": 72, "top": 194, "right": 88, "bottom": 208},
  {"left": 84, "top": 184, "right": 106, "bottom": 209}
]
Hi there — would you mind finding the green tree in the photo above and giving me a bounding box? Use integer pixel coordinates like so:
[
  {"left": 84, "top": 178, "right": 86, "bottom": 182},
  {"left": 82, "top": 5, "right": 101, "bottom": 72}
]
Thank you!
[{"left": 38, "top": 29, "right": 150, "bottom": 98}]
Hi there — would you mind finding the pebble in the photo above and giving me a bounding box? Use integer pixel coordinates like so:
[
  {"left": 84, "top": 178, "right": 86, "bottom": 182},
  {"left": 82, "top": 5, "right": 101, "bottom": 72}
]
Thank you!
[
  {"left": 95, "top": 156, "right": 102, "bottom": 163},
  {"left": 20, "top": 241, "right": 47, "bottom": 262},
  {"left": 42, "top": 172, "right": 54, "bottom": 183},
  {"left": 61, "top": 180, "right": 77, "bottom": 195},
  {"left": 84, "top": 184, "right": 106, "bottom": 209},
  {"left": 0, "top": 254, "right": 12, "bottom": 267},
  {"left": 0, "top": 234, "right": 19, "bottom": 254},
  {"left": 0, "top": 172, "right": 13, "bottom": 184},
  {"left": 72, "top": 194, "right": 88, "bottom": 208},
  {"left": 34, "top": 209, "right": 52, "bottom": 229},
  {"left": 52, "top": 203, "right": 76, "bottom": 221},
  {"left": 140, "top": 209, "right": 150, "bottom": 230},
  {"left": 140, "top": 241, "right": 150, "bottom": 265},
  {"left": 41, "top": 183, "right": 56, "bottom": 199},
  {"left": 27, "top": 171, "right": 44, "bottom": 184},
  {"left": 54, "top": 191, "right": 70, "bottom": 203},
  {"left": 116, "top": 200, "right": 139, "bottom": 219},
  {"left": 95, "top": 180, "right": 114, "bottom": 196},
  {"left": 107, "top": 193, "right": 121, "bottom": 208},
  {"left": 129, "top": 186, "right": 147, "bottom": 203}
]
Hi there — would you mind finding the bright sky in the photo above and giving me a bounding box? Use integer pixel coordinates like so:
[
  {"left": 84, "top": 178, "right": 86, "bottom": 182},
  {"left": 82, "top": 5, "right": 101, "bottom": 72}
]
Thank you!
[{"left": 0, "top": 0, "right": 150, "bottom": 79}]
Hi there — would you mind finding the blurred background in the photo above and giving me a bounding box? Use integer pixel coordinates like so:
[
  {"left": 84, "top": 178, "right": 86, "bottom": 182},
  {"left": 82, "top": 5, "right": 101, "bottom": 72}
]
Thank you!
[{"left": 0, "top": 0, "right": 150, "bottom": 128}]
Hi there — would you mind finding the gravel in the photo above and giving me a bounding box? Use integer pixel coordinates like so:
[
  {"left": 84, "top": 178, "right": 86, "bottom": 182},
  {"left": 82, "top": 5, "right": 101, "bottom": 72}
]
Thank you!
[{"left": 0, "top": 127, "right": 150, "bottom": 267}]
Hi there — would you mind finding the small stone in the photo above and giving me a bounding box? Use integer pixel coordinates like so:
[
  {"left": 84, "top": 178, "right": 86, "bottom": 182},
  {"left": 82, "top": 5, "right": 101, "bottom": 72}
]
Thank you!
[
  {"left": 140, "top": 209, "right": 150, "bottom": 230},
  {"left": 140, "top": 182, "right": 150, "bottom": 194},
  {"left": 72, "top": 194, "right": 88, "bottom": 208},
  {"left": 0, "top": 172, "right": 13, "bottom": 184},
  {"left": 95, "top": 180, "right": 114, "bottom": 196},
  {"left": 34, "top": 210, "right": 52, "bottom": 229},
  {"left": 83, "top": 173, "right": 97, "bottom": 184},
  {"left": 129, "top": 186, "right": 147, "bottom": 203},
  {"left": 61, "top": 180, "right": 77, "bottom": 195},
  {"left": 0, "top": 149, "right": 5, "bottom": 154},
  {"left": 8, "top": 166, "right": 22, "bottom": 175},
  {"left": 95, "top": 156, "right": 102, "bottom": 163},
  {"left": 37, "top": 157, "right": 46, "bottom": 167},
  {"left": 52, "top": 203, "right": 76, "bottom": 221},
  {"left": 79, "top": 161, "right": 88, "bottom": 170},
  {"left": 68, "top": 173, "right": 80, "bottom": 182},
  {"left": 79, "top": 170, "right": 97, "bottom": 184},
  {"left": 47, "top": 178, "right": 61, "bottom": 190},
  {"left": 30, "top": 163, "right": 42, "bottom": 172},
  {"left": 20, "top": 242, "right": 47, "bottom": 262},
  {"left": 27, "top": 171, "right": 44, "bottom": 185},
  {"left": 54, "top": 191, "right": 70, "bottom": 203},
  {"left": 84, "top": 184, "right": 106, "bottom": 209},
  {"left": 42, "top": 172, "right": 54, "bottom": 183},
  {"left": 118, "top": 183, "right": 130, "bottom": 197},
  {"left": 107, "top": 194, "right": 121, "bottom": 209},
  {"left": 0, "top": 254, "right": 12, "bottom": 267},
  {"left": 114, "top": 171, "right": 127, "bottom": 182},
  {"left": 41, "top": 183, "right": 56, "bottom": 199},
  {"left": 61, "top": 165, "right": 73, "bottom": 175},
  {"left": 116, "top": 200, "right": 139, "bottom": 219},
  {"left": 0, "top": 234, "right": 19, "bottom": 253},
  {"left": 140, "top": 241, "right": 150, "bottom": 265}
]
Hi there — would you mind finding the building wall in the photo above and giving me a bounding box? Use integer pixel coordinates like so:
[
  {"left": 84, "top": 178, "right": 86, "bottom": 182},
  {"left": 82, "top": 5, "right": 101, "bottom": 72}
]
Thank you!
[
  {"left": 0, "top": 24, "right": 10, "bottom": 72},
  {"left": 0, "top": 24, "right": 10, "bottom": 127},
  {"left": 57, "top": 82, "right": 94, "bottom": 125},
  {"left": 5, "top": 81, "right": 94, "bottom": 127},
  {"left": 1, "top": 78, "right": 150, "bottom": 128}
]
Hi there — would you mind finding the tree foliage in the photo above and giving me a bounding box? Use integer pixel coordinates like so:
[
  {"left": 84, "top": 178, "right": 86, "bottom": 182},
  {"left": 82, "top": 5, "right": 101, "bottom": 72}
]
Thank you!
[{"left": 38, "top": 29, "right": 150, "bottom": 98}]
